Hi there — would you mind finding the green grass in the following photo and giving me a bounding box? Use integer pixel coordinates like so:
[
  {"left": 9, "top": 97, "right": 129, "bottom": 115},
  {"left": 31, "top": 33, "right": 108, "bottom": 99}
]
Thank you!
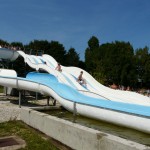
[{"left": 0, "top": 120, "right": 59, "bottom": 150}]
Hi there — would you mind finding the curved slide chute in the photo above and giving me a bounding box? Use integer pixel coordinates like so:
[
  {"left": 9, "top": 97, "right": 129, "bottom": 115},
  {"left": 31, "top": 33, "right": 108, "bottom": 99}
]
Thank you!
[
  {"left": 42, "top": 54, "right": 150, "bottom": 106},
  {"left": 18, "top": 51, "right": 105, "bottom": 99},
  {"left": 24, "top": 53, "right": 127, "bottom": 101},
  {"left": 0, "top": 48, "right": 142, "bottom": 104},
  {"left": 0, "top": 70, "right": 150, "bottom": 134},
  {"left": 17, "top": 51, "right": 73, "bottom": 87},
  {"left": 16, "top": 51, "right": 150, "bottom": 106}
]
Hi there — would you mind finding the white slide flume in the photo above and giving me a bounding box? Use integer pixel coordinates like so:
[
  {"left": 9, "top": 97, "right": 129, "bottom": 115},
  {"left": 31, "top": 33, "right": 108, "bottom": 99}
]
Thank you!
[
  {"left": 17, "top": 51, "right": 150, "bottom": 106},
  {"left": 0, "top": 69, "right": 150, "bottom": 134},
  {"left": 42, "top": 54, "right": 150, "bottom": 106}
]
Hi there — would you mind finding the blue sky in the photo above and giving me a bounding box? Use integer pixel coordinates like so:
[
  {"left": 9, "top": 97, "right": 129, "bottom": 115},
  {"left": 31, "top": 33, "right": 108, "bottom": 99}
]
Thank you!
[{"left": 0, "top": 0, "right": 150, "bottom": 60}]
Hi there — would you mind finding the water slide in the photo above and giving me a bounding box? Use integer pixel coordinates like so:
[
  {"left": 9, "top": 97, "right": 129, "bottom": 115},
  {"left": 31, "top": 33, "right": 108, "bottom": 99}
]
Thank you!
[
  {"left": 17, "top": 51, "right": 104, "bottom": 99},
  {"left": 0, "top": 48, "right": 150, "bottom": 134},
  {"left": 40, "top": 53, "right": 150, "bottom": 106},
  {"left": 16, "top": 51, "right": 150, "bottom": 106},
  {"left": 0, "top": 69, "right": 150, "bottom": 134}
]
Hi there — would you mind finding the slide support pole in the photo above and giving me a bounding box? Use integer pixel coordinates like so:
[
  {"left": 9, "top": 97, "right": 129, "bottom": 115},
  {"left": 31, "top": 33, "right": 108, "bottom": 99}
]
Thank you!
[
  {"left": 19, "top": 91, "right": 21, "bottom": 108},
  {"left": 36, "top": 92, "right": 38, "bottom": 100},
  {"left": 47, "top": 96, "right": 50, "bottom": 106},
  {"left": 73, "top": 102, "right": 77, "bottom": 123}
]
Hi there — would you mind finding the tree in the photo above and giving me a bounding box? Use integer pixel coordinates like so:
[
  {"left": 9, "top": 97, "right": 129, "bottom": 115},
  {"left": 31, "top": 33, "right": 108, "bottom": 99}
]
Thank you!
[
  {"left": 85, "top": 36, "right": 100, "bottom": 73},
  {"left": 88, "top": 36, "right": 99, "bottom": 50},
  {"left": 11, "top": 42, "right": 24, "bottom": 50},
  {"left": 27, "top": 40, "right": 49, "bottom": 55},
  {"left": 78, "top": 60, "right": 86, "bottom": 70},
  {"left": 47, "top": 41, "right": 67, "bottom": 64},
  {"left": 134, "top": 46, "right": 150, "bottom": 88},
  {"left": 0, "top": 39, "right": 9, "bottom": 47},
  {"left": 102, "top": 41, "right": 134, "bottom": 86},
  {"left": 143, "top": 55, "right": 150, "bottom": 88},
  {"left": 65, "top": 48, "right": 80, "bottom": 66}
]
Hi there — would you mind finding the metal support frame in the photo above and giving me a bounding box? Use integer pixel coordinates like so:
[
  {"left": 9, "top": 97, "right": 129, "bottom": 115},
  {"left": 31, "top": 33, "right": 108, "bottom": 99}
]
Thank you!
[
  {"left": 73, "top": 102, "right": 77, "bottom": 123},
  {"left": 16, "top": 78, "right": 22, "bottom": 108},
  {"left": 36, "top": 92, "right": 38, "bottom": 100},
  {"left": 47, "top": 96, "right": 50, "bottom": 106},
  {"left": 19, "top": 91, "right": 21, "bottom": 108},
  {"left": 5, "top": 87, "right": 7, "bottom": 96},
  {"left": 23, "top": 90, "right": 26, "bottom": 102},
  {"left": 49, "top": 96, "right": 56, "bottom": 106},
  {"left": 52, "top": 98, "right": 56, "bottom": 106}
]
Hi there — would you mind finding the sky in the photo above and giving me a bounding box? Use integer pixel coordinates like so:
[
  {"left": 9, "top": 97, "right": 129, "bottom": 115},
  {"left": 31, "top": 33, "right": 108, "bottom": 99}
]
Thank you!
[{"left": 0, "top": 0, "right": 150, "bottom": 60}]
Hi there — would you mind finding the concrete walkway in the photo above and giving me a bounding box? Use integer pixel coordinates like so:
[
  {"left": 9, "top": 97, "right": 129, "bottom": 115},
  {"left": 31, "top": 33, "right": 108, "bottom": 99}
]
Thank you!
[
  {"left": 0, "top": 101, "right": 20, "bottom": 123},
  {"left": 0, "top": 93, "right": 53, "bottom": 123},
  {"left": 0, "top": 93, "right": 21, "bottom": 123}
]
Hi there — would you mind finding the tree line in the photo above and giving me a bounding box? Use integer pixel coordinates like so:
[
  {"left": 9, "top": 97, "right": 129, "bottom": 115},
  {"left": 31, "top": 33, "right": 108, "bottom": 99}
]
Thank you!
[
  {"left": 0, "top": 37, "right": 150, "bottom": 89},
  {"left": 0, "top": 39, "right": 81, "bottom": 67},
  {"left": 85, "top": 36, "right": 150, "bottom": 89}
]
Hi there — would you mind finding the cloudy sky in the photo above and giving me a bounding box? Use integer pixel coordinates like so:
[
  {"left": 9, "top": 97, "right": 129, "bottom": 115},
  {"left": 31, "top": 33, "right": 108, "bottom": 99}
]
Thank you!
[{"left": 0, "top": 0, "right": 150, "bottom": 60}]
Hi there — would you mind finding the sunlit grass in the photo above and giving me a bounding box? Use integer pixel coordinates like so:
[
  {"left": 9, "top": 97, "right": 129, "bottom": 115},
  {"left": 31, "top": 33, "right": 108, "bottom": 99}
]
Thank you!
[{"left": 0, "top": 120, "right": 59, "bottom": 150}]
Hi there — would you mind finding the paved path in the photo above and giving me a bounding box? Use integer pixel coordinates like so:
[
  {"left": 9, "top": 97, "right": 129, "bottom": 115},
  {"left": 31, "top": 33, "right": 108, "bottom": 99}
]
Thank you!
[
  {"left": 0, "top": 93, "right": 54, "bottom": 123},
  {"left": 0, "top": 101, "right": 21, "bottom": 123}
]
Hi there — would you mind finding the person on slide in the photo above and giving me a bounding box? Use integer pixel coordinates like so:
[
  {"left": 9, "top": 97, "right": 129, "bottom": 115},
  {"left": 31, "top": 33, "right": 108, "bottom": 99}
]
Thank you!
[
  {"left": 55, "top": 63, "right": 62, "bottom": 72},
  {"left": 77, "top": 71, "right": 86, "bottom": 85}
]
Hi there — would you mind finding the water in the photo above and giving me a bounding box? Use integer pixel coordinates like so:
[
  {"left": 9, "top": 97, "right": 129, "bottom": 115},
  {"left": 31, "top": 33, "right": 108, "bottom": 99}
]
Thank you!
[{"left": 40, "top": 108, "right": 150, "bottom": 146}]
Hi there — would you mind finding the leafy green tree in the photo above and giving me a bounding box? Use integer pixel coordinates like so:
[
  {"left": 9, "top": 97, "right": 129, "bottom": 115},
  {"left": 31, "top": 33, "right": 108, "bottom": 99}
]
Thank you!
[
  {"left": 65, "top": 48, "right": 79, "bottom": 66},
  {"left": 144, "top": 55, "right": 150, "bottom": 87},
  {"left": 85, "top": 36, "right": 100, "bottom": 73},
  {"left": 47, "top": 41, "right": 66, "bottom": 65},
  {"left": 88, "top": 36, "right": 99, "bottom": 49},
  {"left": 26, "top": 40, "right": 67, "bottom": 64},
  {"left": 26, "top": 40, "right": 49, "bottom": 55},
  {"left": 0, "top": 39, "right": 9, "bottom": 47},
  {"left": 135, "top": 46, "right": 150, "bottom": 88},
  {"left": 78, "top": 60, "right": 86, "bottom": 70},
  {"left": 10, "top": 42, "right": 24, "bottom": 50},
  {"left": 100, "top": 41, "right": 134, "bottom": 86}
]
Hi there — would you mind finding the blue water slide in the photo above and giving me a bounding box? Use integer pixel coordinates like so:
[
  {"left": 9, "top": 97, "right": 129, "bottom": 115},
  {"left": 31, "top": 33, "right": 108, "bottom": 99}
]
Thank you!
[{"left": 26, "top": 72, "right": 150, "bottom": 117}]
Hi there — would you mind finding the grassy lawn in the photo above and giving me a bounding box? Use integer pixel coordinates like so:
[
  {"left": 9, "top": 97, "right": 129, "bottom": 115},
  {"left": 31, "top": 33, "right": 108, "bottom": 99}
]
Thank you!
[{"left": 0, "top": 120, "right": 60, "bottom": 150}]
